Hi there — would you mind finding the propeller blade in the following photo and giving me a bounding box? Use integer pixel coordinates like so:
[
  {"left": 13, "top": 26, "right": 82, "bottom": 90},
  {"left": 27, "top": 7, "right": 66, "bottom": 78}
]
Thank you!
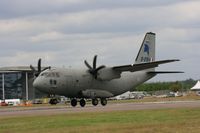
[
  {"left": 42, "top": 66, "right": 51, "bottom": 72},
  {"left": 31, "top": 58, "right": 50, "bottom": 77},
  {"left": 96, "top": 65, "right": 106, "bottom": 72},
  {"left": 84, "top": 60, "right": 92, "bottom": 70},
  {"left": 35, "top": 72, "right": 40, "bottom": 77},
  {"left": 38, "top": 58, "right": 41, "bottom": 72},
  {"left": 92, "top": 65, "right": 105, "bottom": 79},
  {"left": 93, "top": 55, "right": 97, "bottom": 69},
  {"left": 85, "top": 55, "right": 105, "bottom": 79},
  {"left": 30, "top": 65, "right": 36, "bottom": 72}
]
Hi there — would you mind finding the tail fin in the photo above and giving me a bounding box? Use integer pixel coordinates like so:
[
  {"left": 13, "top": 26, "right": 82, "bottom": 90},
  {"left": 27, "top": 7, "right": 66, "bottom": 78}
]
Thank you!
[{"left": 135, "top": 32, "right": 155, "bottom": 64}]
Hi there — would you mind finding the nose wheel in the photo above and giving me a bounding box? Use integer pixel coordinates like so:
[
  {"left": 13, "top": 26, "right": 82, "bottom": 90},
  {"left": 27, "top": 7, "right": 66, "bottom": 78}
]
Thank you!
[{"left": 49, "top": 98, "right": 59, "bottom": 105}]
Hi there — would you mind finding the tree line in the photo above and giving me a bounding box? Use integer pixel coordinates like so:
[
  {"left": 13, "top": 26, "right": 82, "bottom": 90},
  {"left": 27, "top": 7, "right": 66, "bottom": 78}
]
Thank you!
[{"left": 136, "top": 78, "right": 197, "bottom": 92}]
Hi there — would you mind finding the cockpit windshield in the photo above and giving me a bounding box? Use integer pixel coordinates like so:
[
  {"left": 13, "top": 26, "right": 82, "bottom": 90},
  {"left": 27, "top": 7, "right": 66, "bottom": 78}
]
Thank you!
[{"left": 40, "top": 72, "right": 60, "bottom": 77}]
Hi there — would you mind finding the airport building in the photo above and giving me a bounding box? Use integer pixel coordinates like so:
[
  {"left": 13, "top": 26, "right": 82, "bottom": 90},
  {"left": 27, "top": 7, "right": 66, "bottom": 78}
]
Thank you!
[{"left": 0, "top": 66, "right": 45, "bottom": 100}]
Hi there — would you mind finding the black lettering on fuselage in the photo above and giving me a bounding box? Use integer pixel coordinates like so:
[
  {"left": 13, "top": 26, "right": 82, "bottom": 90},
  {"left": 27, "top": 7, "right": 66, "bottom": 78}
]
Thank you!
[{"left": 141, "top": 57, "right": 150, "bottom": 62}]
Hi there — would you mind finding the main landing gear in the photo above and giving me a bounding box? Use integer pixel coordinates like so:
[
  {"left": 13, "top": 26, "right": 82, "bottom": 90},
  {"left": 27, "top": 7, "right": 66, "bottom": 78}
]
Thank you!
[
  {"left": 92, "top": 98, "right": 107, "bottom": 106},
  {"left": 70, "top": 98, "right": 86, "bottom": 107},
  {"left": 70, "top": 98, "right": 107, "bottom": 107}
]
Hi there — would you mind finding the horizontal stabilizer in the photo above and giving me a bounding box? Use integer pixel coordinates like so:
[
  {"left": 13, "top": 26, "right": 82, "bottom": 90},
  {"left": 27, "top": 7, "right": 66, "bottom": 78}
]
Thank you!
[
  {"left": 147, "top": 71, "right": 184, "bottom": 74},
  {"left": 113, "top": 59, "right": 180, "bottom": 72}
]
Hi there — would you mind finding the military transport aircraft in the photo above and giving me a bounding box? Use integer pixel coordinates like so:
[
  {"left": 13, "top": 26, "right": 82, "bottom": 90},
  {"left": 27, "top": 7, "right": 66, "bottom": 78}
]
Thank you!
[{"left": 31, "top": 32, "right": 182, "bottom": 107}]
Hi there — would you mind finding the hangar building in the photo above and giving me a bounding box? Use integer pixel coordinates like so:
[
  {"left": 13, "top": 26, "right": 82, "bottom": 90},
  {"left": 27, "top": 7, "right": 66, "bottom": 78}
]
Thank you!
[{"left": 0, "top": 66, "right": 45, "bottom": 100}]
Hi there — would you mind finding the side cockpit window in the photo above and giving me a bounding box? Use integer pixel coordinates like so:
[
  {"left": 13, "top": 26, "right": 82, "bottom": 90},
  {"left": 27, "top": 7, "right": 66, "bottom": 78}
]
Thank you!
[{"left": 50, "top": 79, "right": 57, "bottom": 85}]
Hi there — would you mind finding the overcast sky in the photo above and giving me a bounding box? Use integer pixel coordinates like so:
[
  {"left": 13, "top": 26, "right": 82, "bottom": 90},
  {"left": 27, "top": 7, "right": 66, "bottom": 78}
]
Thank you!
[{"left": 0, "top": 0, "right": 199, "bottom": 82}]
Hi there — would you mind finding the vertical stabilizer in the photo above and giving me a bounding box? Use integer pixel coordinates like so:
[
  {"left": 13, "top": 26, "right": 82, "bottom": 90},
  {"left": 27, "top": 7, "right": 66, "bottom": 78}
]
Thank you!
[{"left": 135, "top": 32, "right": 155, "bottom": 64}]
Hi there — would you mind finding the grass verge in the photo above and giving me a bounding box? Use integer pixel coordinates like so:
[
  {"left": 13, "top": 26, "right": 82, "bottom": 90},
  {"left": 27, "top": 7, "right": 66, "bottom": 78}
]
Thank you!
[{"left": 1, "top": 108, "right": 200, "bottom": 133}]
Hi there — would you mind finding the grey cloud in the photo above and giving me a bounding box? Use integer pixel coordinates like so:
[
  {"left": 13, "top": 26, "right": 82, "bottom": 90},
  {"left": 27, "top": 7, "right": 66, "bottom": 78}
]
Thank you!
[
  {"left": 0, "top": 0, "right": 190, "bottom": 19},
  {"left": 0, "top": 0, "right": 199, "bottom": 81}
]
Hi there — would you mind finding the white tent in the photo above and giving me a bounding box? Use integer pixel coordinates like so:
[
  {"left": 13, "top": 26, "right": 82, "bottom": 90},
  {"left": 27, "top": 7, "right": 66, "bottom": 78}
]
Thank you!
[{"left": 191, "top": 81, "right": 200, "bottom": 91}]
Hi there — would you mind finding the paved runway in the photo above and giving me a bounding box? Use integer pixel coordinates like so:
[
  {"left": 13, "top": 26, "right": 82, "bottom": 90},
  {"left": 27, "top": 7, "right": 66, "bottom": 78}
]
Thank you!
[{"left": 0, "top": 100, "right": 200, "bottom": 117}]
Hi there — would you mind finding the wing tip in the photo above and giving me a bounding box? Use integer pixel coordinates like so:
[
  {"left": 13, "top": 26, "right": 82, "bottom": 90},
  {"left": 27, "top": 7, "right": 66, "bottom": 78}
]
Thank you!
[{"left": 148, "top": 71, "right": 184, "bottom": 74}]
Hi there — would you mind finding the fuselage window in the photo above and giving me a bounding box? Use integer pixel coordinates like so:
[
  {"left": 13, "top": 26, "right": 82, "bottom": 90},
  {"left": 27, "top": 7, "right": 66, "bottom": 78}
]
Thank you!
[
  {"left": 54, "top": 80, "right": 57, "bottom": 85},
  {"left": 50, "top": 79, "right": 53, "bottom": 85}
]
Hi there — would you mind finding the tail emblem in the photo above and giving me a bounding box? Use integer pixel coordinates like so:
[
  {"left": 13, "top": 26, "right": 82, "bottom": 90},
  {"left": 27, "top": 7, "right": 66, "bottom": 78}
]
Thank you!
[{"left": 144, "top": 43, "right": 149, "bottom": 55}]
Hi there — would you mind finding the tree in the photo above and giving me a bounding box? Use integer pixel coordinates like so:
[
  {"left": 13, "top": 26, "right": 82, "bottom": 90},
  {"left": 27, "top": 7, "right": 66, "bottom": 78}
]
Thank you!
[{"left": 170, "top": 81, "right": 182, "bottom": 92}]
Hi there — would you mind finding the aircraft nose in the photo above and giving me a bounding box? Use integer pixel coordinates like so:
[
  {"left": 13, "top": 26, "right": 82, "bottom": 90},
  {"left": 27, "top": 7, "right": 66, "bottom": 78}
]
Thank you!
[
  {"left": 33, "top": 77, "right": 49, "bottom": 93},
  {"left": 33, "top": 78, "right": 42, "bottom": 90}
]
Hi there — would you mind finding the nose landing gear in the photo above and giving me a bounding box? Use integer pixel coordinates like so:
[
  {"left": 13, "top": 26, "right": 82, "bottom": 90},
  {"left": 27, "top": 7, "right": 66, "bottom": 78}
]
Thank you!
[
  {"left": 49, "top": 98, "right": 59, "bottom": 105},
  {"left": 48, "top": 94, "right": 59, "bottom": 105}
]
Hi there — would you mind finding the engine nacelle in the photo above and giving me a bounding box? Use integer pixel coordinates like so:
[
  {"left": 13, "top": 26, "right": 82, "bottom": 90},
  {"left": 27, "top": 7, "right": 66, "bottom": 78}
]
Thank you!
[{"left": 98, "top": 67, "right": 121, "bottom": 81}]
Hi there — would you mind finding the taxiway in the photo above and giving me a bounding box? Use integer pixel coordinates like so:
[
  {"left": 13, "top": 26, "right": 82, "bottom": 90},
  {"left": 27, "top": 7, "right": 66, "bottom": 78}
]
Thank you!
[{"left": 0, "top": 100, "right": 200, "bottom": 117}]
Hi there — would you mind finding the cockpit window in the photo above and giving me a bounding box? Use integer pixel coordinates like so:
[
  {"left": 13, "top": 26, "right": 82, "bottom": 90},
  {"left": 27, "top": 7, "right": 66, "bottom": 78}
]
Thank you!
[
  {"left": 40, "top": 72, "right": 60, "bottom": 77},
  {"left": 40, "top": 72, "right": 49, "bottom": 76}
]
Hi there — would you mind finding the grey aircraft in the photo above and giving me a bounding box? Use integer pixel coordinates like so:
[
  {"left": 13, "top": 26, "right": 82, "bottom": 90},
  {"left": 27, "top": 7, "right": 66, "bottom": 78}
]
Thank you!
[{"left": 32, "top": 32, "right": 182, "bottom": 107}]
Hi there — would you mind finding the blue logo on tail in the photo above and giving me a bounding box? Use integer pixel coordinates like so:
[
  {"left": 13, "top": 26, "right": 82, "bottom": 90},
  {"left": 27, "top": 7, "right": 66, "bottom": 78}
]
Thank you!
[{"left": 144, "top": 44, "right": 149, "bottom": 55}]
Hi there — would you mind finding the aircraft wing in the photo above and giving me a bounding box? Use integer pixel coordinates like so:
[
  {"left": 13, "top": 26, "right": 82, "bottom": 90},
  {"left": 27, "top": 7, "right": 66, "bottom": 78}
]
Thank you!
[
  {"left": 112, "top": 59, "right": 180, "bottom": 72},
  {"left": 98, "top": 59, "right": 181, "bottom": 81}
]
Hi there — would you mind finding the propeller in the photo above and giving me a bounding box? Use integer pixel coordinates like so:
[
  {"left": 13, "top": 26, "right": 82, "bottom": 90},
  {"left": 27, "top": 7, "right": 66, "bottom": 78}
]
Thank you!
[
  {"left": 30, "top": 58, "right": 50, "bottom": 77},
  {"left": 84, "top": 55, "right": 105, "bottom": 79}
]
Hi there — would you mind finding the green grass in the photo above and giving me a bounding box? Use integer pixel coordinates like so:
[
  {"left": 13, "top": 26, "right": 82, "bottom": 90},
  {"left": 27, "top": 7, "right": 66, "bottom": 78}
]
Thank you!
[{"left": 1, "top": 108, "right": 200, "bottom": 133}]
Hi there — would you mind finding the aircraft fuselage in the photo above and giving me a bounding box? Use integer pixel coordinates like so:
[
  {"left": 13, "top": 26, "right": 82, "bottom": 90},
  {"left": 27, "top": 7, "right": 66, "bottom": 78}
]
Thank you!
[{"left": 33, "top": 68, "right": 155, "bottom": 98}]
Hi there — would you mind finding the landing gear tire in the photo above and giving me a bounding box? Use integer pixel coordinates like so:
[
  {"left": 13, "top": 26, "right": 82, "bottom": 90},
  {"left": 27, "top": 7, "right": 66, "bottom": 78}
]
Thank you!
[
  {"left": 49, "top": 98, "right": 58, "bottom": 105},
  {"left": 92, "top": 98, "right": 98, "bottom": 106},
  {"left": 71, "top": 99, "right": 77, "bottom": 107},
  {"left": 80, "top": 99, "right": 86, "bottom": 107},
  {"left": 101, "top": 98, "right": 107, "bottom": 106}
]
